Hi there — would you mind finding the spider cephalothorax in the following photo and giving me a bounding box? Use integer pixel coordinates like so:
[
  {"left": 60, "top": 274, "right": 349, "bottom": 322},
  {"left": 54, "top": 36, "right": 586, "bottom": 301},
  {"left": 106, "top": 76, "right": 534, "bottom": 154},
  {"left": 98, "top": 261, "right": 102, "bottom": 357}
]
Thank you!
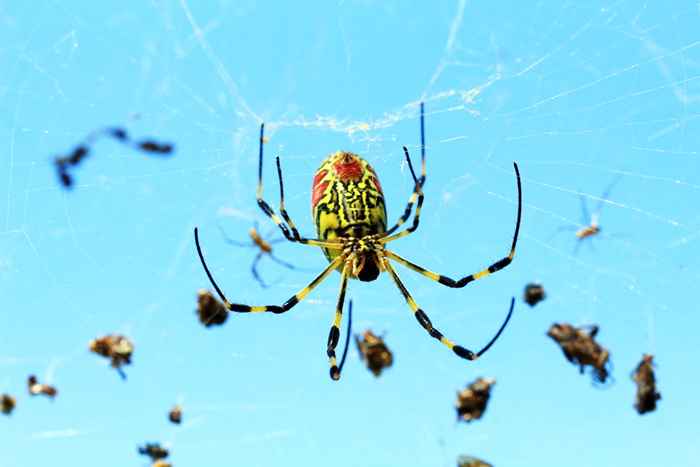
[{"left": 195, "top": 103, "right": 523, "bottom": 380}]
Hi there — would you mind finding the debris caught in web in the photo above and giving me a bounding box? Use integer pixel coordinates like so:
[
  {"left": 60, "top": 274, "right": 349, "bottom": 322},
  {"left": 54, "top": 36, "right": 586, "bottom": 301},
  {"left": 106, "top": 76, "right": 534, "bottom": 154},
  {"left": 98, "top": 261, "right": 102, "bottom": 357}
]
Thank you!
[
  {"left": 355, "top": 329, "right": 393, "bottom": 376},
  {"left": 455, "top": 377, "right": 495, "bottom": 423},
  {"left": 632, "top": 354, "right": 661, "bottom": 415},
  {"left": 547, "top": 323, "right": 611, "bottom": 384},
  {"left": 54, "top": 126, "right": 174, "bottom": 188},
  {"left": 457, "top": 454, "right": 493, "bottom": 467},
  {"left": 138, "top": 443, "right": 169, "bottom": 462},
  {"left": 1, "top": 394, "right": 16, "bottom": 415},
  {"left": 168, "top": 404, "right": 183, "bottom": 424},
  {"left": 27, "top": 375, "right": 58, "bottom": 399},
  {"left": 196, "top": 289, "right": 229, "bottom": 327},
  {"left": 523, "top": 283, "right": 546, "bottom": 307},
  {"left": 89, "top": 334, "right": 134, "bottom": 379}
]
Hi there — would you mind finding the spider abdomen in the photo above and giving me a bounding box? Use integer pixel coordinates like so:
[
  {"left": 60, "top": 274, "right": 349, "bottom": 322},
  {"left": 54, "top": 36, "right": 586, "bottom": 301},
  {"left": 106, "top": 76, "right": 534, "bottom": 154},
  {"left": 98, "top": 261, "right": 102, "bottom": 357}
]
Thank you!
[{"left": 311, "top": 151, "right": 387, "bottom": 263}]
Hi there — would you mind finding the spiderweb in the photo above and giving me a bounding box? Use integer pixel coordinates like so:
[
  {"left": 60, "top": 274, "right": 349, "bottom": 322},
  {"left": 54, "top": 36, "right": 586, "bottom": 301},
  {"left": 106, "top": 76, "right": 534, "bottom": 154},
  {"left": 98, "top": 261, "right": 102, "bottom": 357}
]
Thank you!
[{"left": 2, "top": 1, "right": 699, "bottom": 466}]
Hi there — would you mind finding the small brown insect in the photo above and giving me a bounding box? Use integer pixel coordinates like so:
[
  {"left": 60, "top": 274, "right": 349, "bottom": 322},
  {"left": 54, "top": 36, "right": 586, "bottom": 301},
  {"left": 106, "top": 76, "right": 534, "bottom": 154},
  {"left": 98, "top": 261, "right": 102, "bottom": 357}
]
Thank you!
[
  {"left": 547, "top": 323, "right": 611, "bottom": 384},
  {"left": 27, "top": 375, "right": 58, "bottom": 399},
  {"left": 54, "top": 127, "right": 174, "bottom": 188},
  {"left": 458, "top": 455, "right": 493, "bottom": 467},
  {"left": 355, "top": 329, "right": 393, "bottom": 377},
  {"left": 632, "top": 354, "right": 661, "bottom": 415},
  {"left": 89, "top": 334, "right": 134, "bottom": 379},
  {"left": 168, "top": 404, "right": 182, "bottom": 424},
  {"left": 455, "top": 377, "right": 495, "bottom": 423},
  {"left": 523, "top": 283, "right": 546, "bottom": 307},
  {"left": 152, "top": 461, "right": 173, "bottom": 467},
  {"left": 196, "top": 289, "right": 229, "bottom": 327},
  {"left": 218, "top": 224, "right": 301, "bottom": 288},
  {"left": 1, "top": 394, "right": 16, "bottom": 415},
  {"left": 138, "top": 443, "right": 169, "bottom": 462}
]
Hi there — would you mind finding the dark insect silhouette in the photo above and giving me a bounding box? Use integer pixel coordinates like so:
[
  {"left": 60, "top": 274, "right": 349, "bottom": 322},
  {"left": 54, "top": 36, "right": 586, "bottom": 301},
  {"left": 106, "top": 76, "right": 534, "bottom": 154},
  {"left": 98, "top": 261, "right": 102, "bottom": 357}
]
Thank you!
[
  {"left": 355, "top": 329, "right": 393, "bottom": 377},
  {"left": 138, "top": 443, "right": 169, "bottom": 462},
  {"left": 1, "top": 394, "right": 16, "bottom": 415},
  {"left": 54, "top": 126, "right": 173, "bottom": 188},
  {"left": 27, "top": 375, "right": 57, "bottom": 399},
  {"left": 196, "top": 289, "right": 229, "bottom": 327},
  {"left": 632, "top": 354, "right": 661, "bottom": 414},
  {"left": 458, "top": 455, "right": 493, "bottom": 467},
  {"left": 455, "top": 377, "right": 495, "bottom": 423},
  {"left": 168, "top": 404, "right": 183, "bottom": 424},
  {"left": 89, "top": 334, "right": 134, "bottom": 379},
  {"left": 523, "top": 283, "right": 546, "bottom": 307},
  {"left": 547, "top": 323, "right": 611, "bottom": 384}
]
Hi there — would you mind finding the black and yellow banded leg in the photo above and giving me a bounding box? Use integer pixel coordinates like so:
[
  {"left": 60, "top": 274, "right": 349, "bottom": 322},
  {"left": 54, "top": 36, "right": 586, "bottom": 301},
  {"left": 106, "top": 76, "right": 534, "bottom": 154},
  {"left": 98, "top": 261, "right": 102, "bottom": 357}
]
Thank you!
[
  {"left": 327, "top": 263, "right": 350, "bottom": 380},
  {"left": 383, "top": 259, "right": 515, "bottom": 360},
  {"left": 380, "top": 187, "right": 426, "bottom": 243},
  {"left": 195, "top": 227, "right": 344, "bottom": 313},
  {"left": 255, "top": 124, "right": 344, "bottom": 250},
  {"left": 384, "top": 102, "right": 428, "bottom": 236},
  {"left": 384, "top": 147, "right": 425, "bottom": 236}
]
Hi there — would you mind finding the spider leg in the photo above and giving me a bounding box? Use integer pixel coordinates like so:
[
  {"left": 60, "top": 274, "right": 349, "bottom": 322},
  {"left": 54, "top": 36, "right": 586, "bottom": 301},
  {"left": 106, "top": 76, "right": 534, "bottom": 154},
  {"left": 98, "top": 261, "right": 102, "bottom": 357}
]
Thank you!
[
  {"left": 383, "top": 259, "right": 514, "bottom": 360},
  {"left": 579, "top": 194, "right": 591, "bottom": 226},
  {"left": 217, "top": 225, "right": 253, "bottom": 247},
  {"left": 382, "top": 163, "right": 521, "bottom": 287},
  {"left": 254, "top": 124, "right": 342, "bottom": 250},
  {"left": 592, "top": 174, "right": 622, "bottom": 219},
  {"left": 328, "top": 263, "right": 351, "bottom": 380},
  {"left": 250, "top": 251, "right": 268, "bottom": 288},
  {"left": 384, "top": 160, "right": 520, "bottom": 246},
  {"left": 195, "top": 227, "right": 342, "bottom": 313},
  {"left": 336, "top": 299, "right": 353, "bottom": 379},
  {"left": 384, "top": 102, "right": 428, "bottom": 236},
  {"left": 267, "top": 252, "right": 300, "bottom": 270}
]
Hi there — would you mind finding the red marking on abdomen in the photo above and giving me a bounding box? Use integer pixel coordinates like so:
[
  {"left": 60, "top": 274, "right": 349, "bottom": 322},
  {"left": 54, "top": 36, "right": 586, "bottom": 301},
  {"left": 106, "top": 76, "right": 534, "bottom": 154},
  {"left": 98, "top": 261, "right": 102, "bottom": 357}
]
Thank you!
[
  {"left": 311, "top": 169, "right": 329, "bottom": 209},
  {"left": 333, "top": 158, "right": 363, "bottom": 182}
]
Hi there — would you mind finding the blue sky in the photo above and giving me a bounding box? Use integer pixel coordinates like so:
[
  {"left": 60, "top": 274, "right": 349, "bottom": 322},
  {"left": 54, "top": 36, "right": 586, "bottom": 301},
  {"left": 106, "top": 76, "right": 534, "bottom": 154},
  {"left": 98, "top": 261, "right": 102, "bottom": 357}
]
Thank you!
[{"left": 2, "top": 1, "right": 699, "bottom": 466}]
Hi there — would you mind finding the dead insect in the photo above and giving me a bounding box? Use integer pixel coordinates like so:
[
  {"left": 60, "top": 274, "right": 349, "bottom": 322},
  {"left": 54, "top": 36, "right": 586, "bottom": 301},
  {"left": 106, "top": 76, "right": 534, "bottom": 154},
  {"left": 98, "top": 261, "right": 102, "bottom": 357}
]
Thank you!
[
  {"left": 355, "top": 329, "right": 393, "bottom": 377},
  {"left": 138, "top": 443, "right": 169, "bottom": 462},
  {"left": 632, "top": 354, "right": 661, "bottom": 415},
  {"left": 547, "top": 323, "right": 611, "bottom": 384},
  {"left": 196, "top": 289, "right": 229, "bottom": 327},
  {"left": 27, "top": 375, "right": 58, "bottom": 399},
  {"left": 89, "top": 334, "right": 134, "bottom": 379},
  {"left": 523, "top": 283, "right": 546, "bottom": 307},
  {"left": 1, "top": 394, "right": 16, "bottom": 415},
  {"left": 455, "top": 377, "right": 495, "bottom": 423},
  {"left": 54, "top": 126, "right": 174, "bottom": 188},
  {"left": 168, "top": 404, "right": 182, "bottom": 424},
  {"left": 218, "top": 223, "right": 303, "bottom": 288},
  {"left": 457, "top": 455, "right": 493, "bottom": 467}
]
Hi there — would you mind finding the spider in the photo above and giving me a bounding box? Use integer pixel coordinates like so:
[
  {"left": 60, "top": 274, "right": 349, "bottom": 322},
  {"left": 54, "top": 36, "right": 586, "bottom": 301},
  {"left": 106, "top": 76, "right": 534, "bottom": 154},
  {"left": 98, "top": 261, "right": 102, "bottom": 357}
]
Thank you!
[
  {"left": 195, "top": 103, "right": 522, "bottom": 380},
  {"left": 558, "top": 176, "right": 621, "bottom": 253},
  {"left": 218, "top": 222, "right": 302, "bottom": 288}
]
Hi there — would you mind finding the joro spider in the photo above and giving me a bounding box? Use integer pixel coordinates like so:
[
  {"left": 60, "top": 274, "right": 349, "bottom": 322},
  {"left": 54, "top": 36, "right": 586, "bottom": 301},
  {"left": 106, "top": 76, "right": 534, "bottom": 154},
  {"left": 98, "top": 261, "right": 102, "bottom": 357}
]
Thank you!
[{"left": 195, "top": 103, "right": 523, "bottom": 380}]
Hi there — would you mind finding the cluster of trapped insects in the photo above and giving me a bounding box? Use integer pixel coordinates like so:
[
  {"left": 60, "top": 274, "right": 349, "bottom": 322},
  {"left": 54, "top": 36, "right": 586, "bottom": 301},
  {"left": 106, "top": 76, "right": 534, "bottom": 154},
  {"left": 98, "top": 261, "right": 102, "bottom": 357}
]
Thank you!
[{"left": 0, "top": 103, "right": 660, "bottom": 466}]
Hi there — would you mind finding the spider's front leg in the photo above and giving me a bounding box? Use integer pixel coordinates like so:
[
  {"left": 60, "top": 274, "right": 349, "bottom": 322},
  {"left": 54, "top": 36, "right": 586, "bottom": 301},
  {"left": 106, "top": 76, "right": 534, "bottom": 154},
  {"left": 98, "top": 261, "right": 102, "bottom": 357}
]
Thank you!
[
  {"left": 383, "top": 162, "right": 522, "bottom": 288},
  {"left": 254, "top": 123, "right": 342, "bottom": 249}
]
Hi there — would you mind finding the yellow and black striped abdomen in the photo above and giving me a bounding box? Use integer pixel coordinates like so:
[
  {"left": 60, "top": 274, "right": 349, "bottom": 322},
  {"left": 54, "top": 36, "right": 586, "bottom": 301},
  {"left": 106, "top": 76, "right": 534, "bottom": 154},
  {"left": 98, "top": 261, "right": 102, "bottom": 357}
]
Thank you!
[{"left": 311, "top": 151, "right": 387, "bottom": 262}]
